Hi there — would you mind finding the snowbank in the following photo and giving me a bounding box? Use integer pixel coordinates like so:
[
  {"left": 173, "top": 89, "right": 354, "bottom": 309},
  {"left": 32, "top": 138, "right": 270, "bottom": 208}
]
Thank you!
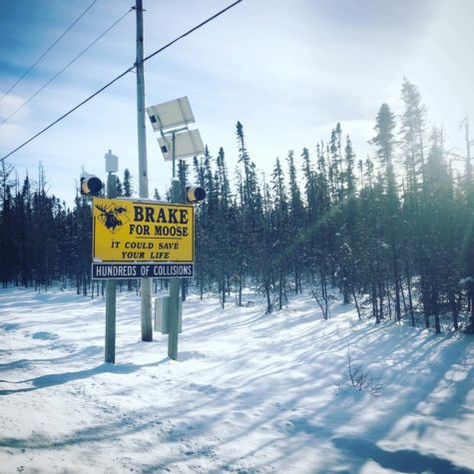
[{"left": 0, "top": 288, "right": 473, "bottom": 473}]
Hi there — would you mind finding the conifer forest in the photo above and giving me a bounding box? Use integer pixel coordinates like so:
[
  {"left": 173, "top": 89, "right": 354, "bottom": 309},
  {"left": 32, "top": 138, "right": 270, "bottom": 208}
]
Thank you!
[{"left": 1, "top": 79, "right": 474, "bottom": 334}]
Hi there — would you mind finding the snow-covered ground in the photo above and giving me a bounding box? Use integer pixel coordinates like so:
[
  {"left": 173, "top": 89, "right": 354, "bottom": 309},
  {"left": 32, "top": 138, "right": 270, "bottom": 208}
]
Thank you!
[{"left": 0, "top": 288, "right": 473, "bottom": 474}]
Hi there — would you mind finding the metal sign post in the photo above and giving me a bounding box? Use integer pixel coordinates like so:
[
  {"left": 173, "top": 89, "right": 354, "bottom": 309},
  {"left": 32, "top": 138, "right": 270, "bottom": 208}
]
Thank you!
[
  {"left": 172, "top": 131, "right": 176, "bottom": 179},
  {"left": 105, "top": 170, "right": 117, "bottom": 364},
  {"left": 168, "top": 179, "right": 182, "bottom": 360},
  {"left": 146, "top": 96, "right": 205, "bottom": 361}
]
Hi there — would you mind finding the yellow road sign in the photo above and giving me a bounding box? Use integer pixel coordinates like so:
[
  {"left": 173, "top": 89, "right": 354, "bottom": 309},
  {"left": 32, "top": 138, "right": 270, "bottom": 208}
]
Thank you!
[{"left": 92, "top": 197, "right": 194, "bottom": 263}]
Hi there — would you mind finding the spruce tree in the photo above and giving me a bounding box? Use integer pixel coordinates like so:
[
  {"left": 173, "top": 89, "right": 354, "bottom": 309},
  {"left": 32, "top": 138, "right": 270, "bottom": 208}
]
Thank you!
[
  {"left": 123, "top": 169, "right": 133, "bottom": 197},
  {"left": 371, "top": 103, "right": 402, "bottom": 321}
]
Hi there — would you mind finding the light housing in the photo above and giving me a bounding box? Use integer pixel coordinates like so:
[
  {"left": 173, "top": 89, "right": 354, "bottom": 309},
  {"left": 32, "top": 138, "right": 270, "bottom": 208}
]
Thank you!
[
  {"left": 80, "top": 172, "right": 103, "bottom": 196},
  {"left": 186, "top": 186, "right": 206, "bottom": 204}
]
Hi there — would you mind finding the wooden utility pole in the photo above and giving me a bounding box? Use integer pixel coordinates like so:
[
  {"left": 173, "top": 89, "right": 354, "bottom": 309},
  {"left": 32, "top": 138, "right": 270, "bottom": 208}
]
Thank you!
[{"left": 135, "top": 0, "right": 153, "bottom": 341}]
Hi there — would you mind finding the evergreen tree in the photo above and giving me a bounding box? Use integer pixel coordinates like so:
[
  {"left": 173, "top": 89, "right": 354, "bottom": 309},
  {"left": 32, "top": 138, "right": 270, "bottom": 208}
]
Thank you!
[
  {"left": 272, "top": 157, "right": 289, "bottom": 309},
  {"left": 371, "top": 103, "right": 402, "bottom": 321},
  {"left": 123, "top": 169, "right": 133, "bottom": 197},
  {"left": 116, "top": 177, "right": 123, "bottom": 197},
  {"left": 287, "top": 150, "right": 304, "bottom": 294}
]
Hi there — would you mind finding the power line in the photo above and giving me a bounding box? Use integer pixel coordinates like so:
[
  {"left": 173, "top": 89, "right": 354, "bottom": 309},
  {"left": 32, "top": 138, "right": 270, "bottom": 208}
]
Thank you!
[
  {"left": 0, "top": 0, "right": 99, "bottom": 105},
  {"left": 0, "top": 7, "right": 133, "bottom": 128},
  {"left": 1, "top": 68, "right": 134, "bottom": 164},
  {"left": 143, "top": 0, "right": 243, "bottom": 64},
  {"left": 0, "top": 0, "right": 243, "bottom": 163}
]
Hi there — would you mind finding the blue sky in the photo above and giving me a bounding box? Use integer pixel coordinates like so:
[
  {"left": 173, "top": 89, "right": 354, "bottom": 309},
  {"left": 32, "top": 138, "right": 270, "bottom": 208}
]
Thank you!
[{"left": 1, "top": 0, "right": 473, "bottom": 204}]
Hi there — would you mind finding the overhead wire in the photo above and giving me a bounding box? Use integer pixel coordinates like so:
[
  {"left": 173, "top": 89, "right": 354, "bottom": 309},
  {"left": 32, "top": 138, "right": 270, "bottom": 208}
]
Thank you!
[
  {"left": 0, "top": 0, "right": 244, "bottom": 163},
  {"left": 0, "top": 0, "right": 99, "bottom": 104},
  {"left": 0, "top": 6, "right": 133, "bottom": 127},
  {"left": 142, "top": 0, "right": 243, "bottom": 64}
]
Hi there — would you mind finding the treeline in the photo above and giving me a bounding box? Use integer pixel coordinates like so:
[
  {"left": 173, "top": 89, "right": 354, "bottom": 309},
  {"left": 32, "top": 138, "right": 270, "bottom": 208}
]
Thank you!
[
  {"left": 1, "top": 79, "right": 473, "bottom": 333},
  {"left": 0, "top": 166, "right": 135, "bottom": 295},
  {"left": 189, "top": 79, "right": 474, "bottom": 333}
]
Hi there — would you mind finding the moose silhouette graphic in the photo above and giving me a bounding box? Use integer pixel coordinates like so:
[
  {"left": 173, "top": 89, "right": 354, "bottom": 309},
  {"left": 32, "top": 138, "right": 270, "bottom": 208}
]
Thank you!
[{"left": 95, "top": 203, "right": 128, "bottom": 233}]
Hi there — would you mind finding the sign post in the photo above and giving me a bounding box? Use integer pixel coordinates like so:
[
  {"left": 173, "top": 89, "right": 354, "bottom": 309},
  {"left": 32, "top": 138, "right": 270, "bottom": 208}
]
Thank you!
[
  {"left": 146, "top": 96, "right": 205, "bottom": 361},
  {"left": 168, "top": 178, "right": 182, "bottom": 360},
  {"left": 105, "top": 170, "right": 117, "bottom": 363}
]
